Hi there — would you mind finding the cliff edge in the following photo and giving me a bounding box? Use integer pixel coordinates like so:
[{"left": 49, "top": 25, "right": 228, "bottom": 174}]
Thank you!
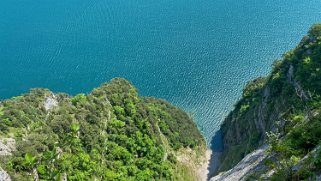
[{"left": 214, "top": 24, "right": 321, "bottom": 180}]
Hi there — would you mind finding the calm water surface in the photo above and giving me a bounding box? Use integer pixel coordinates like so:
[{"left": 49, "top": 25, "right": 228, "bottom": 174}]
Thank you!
[{"left": 1, "top": 0, "right": 321, "bottom": 147}]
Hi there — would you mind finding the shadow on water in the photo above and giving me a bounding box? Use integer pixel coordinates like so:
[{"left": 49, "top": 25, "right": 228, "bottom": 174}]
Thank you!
[{"left": 206, "top": 130, "right": 224, "bottom": 180}]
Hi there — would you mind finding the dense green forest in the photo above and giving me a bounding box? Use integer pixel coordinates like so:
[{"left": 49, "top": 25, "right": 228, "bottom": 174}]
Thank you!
[
  {"left": 218, "top": 24, "right": 321, "bottom": 180},
  {"left": 0, "top": 78, "right": 205, "bottom": 181}
]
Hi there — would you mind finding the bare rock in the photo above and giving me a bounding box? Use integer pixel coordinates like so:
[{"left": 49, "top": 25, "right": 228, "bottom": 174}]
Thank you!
[
  {"left": 0, "top": 138, "right": 15, "bottom": 156},
  {"left": 210, "top": 145, "right": 268, "bottom": 181},
  {"left": 44, "top": 94, "right": 58, "bottom": 111},
  {"left": 0, "top": 167, "right": 11, "bottom": 181}
]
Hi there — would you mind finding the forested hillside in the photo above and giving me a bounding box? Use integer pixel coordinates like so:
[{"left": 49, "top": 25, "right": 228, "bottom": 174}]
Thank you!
[
  {"left": 215, "top": 24, "right": 321, "bottom": 180},
  {"left": 0, "top": 78, "right": 205, "bottom": 181}
]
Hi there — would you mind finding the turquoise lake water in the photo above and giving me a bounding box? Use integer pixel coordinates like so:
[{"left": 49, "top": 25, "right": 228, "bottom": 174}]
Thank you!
[{"left": 1, "top": 0, "right": 321, "bottom": 147}]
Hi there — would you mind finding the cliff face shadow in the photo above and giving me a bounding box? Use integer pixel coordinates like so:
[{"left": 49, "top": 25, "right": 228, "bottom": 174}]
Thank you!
[{"left": 206, "top": 130, "right": 223, "bottom": 180}]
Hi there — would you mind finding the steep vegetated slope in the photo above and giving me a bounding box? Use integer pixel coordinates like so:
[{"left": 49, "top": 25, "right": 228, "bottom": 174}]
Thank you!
[
  {"left": 216, "top": 24, "right": 321, "bottom": 180},
  {"left": 0, "top": 78, "right": 206, "bottom": 181}
]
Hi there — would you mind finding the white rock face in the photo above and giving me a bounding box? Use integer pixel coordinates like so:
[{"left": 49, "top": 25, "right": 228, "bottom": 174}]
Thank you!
[
  {"left": 0, "top": 138, "right": 14, "bottom": 181},
  {"left": 0, "top": 167, "right": 11, "bottom": 181},
  {"left": 0, "top": 138, "right": 15, "bottom": 156},
  {"left": 44, "top": 94, "right": 58, "bottom": 111},
  {"left": 210, "top": 145, "right": 268, "bottom": 181}
]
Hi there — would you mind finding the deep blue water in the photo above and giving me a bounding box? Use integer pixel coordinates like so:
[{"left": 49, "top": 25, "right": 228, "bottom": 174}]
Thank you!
[{"left": 1, "top": 0, "right": 321, "bottom": 147}]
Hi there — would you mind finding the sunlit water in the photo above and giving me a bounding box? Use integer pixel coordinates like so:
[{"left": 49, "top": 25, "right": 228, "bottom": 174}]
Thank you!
[{"left": 1, "top": 0, "right": 321, "bottom": 148}]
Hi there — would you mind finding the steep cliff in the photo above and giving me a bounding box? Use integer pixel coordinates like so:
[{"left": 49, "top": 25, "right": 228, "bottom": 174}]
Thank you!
[{"left": 216, "top": 24, "right": 321, "bottom": 180}]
